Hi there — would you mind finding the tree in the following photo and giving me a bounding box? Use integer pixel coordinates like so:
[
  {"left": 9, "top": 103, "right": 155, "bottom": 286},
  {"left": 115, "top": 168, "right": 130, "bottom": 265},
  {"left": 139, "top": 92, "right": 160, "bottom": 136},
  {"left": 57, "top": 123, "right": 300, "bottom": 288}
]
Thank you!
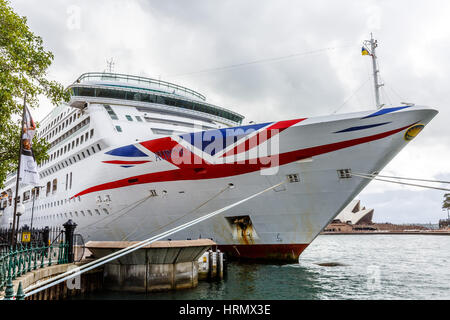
[
  {"left": 443, "top": 193, "right": 450, "bottom": 212},
  {"left": 0, "top": 0, "right": 69, "bottom": 188}
]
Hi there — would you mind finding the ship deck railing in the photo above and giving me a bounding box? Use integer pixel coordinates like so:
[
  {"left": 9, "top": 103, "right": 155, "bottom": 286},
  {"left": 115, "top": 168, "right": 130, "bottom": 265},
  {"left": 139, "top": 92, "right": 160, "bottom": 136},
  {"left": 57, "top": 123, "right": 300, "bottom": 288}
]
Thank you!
[{"left": 73, "top": 72, "right": 206, "bottom": 102}]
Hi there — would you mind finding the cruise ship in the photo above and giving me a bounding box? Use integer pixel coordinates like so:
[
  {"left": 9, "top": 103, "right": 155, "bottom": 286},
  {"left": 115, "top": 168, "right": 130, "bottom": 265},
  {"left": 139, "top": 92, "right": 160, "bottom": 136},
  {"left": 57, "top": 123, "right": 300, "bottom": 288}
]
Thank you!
[{"left": 0, "top": 71, "right": 438, "bottom": 262}]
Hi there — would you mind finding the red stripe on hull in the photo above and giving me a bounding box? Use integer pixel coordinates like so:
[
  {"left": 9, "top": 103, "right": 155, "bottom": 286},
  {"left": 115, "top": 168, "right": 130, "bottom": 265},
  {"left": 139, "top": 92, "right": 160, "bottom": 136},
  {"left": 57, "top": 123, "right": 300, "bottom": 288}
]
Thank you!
[
  {"left": 221, "top": 118, "right": 307, "bottom": 157},
  {"left": 72, "top": 122, "right": 415, "bottom": 198},
  {"left": 218, "top": 243, "right": 309, "bottom": 263}
]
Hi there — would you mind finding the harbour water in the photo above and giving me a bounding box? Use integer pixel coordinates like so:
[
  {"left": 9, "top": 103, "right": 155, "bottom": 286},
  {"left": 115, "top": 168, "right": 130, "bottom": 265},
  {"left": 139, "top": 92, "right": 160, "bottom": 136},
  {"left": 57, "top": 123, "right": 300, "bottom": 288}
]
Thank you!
[{"left": 74, "top": 234, "right": 450, "bottom": 300}]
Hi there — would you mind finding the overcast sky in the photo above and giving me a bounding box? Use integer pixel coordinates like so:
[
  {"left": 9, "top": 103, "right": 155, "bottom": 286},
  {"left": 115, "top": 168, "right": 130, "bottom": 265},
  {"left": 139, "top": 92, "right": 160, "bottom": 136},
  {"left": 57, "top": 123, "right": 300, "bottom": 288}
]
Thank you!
[{"left": 10, "top": 0, "right": 450, "bottom": 224}]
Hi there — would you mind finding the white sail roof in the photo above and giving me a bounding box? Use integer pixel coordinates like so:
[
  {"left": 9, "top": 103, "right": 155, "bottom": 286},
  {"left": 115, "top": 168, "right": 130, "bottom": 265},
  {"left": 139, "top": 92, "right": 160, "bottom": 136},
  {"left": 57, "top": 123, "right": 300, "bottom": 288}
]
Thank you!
[{"left": 334, "top": 200, "right": 374, "bottom": 225}]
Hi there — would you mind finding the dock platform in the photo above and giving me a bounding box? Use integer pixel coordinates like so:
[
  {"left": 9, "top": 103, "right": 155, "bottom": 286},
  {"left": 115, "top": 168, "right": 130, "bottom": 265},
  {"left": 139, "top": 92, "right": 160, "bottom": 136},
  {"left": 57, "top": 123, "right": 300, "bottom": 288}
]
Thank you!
[{"left": 86, "top": 239, "right": 215, "bottom": 292}]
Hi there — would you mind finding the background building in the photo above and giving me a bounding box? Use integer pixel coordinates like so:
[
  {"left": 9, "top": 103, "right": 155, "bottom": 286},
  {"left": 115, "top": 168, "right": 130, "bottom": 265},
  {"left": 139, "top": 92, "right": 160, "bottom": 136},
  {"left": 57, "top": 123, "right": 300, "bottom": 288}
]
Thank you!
[
  {"left": 332, "top": 200, "right": 374, "bottom": 225},
  {"left": 323, "top": 200, "right": 375, "bottom": 233}
]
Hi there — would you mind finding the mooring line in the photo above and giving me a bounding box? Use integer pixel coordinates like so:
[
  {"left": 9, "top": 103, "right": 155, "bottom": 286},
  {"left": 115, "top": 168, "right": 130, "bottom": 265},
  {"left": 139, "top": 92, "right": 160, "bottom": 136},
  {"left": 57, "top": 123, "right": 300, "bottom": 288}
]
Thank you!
[
  {"left": 352, "top": 173, "right": 450, "bottom": 192},
  {"left": 23, "top": 180, "right": 287, "bottom": 298},
  {"left": 74, "top": 195, "right": 152, "bottom": 238},
  {"left": 121, "top": 184, "right": 232, "bottom": 241},
  {"left": 353, "top": 172, "right": 450, "bottom": 185}
]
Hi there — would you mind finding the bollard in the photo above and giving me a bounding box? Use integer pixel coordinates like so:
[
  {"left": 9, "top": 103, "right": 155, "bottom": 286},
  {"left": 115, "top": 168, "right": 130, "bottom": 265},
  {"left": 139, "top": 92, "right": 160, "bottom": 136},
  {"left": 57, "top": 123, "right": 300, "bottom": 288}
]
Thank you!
[
  {"left": 0, "top": 266, "right": 4, "bottom": 291},
  {"left": 4, "top": 277, "right": 14, "bottom": 300},
  {"left": 42, "top": 226, "right": 50, "bottom": 247},
  {"left": 216, "top": 250, "right": 223, "bottom": 281},
  {"left": 16, "top": 281, "right": 25, "bottom": 300},
  {"left": 63, "top": 220, "right": 77, "bottom": 263},
  {"left": 207, "top": 250, "right": 214, "bottom": 280}
]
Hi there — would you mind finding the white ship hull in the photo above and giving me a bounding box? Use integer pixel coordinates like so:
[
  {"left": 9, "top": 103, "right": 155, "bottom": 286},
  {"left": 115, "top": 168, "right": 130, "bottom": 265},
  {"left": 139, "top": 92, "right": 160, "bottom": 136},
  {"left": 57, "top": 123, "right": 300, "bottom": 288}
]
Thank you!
[{"left": 1, "top": 103, "right": 437, "bottom": 261}]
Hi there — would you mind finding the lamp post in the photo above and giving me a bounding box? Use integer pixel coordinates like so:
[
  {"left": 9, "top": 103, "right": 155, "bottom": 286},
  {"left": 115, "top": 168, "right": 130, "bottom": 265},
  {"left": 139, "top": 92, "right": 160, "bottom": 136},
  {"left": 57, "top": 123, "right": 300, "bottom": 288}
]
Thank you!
[
  {"left": 30, "top": 186, "right": 43, "bottom": 232},
  {"left": 15, "top": 203, "right": 25, "bottom": 244},
  {"left": 8, "top": 218, "right": 12, "bottom": 244}
]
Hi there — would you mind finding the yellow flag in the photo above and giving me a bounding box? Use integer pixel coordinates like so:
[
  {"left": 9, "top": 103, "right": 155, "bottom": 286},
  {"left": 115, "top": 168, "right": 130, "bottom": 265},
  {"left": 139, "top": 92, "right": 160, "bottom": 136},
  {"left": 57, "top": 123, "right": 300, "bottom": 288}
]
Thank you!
[{"left": 361, "top": 47, "right": 370, "bottom": 56}]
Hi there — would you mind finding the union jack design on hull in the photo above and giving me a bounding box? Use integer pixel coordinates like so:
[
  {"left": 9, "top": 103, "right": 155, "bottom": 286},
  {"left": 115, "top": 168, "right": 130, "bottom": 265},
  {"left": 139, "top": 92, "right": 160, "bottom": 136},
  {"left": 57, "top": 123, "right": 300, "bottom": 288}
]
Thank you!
[{"left": 0, "top": 72, "right": 438, "bottom": 262}]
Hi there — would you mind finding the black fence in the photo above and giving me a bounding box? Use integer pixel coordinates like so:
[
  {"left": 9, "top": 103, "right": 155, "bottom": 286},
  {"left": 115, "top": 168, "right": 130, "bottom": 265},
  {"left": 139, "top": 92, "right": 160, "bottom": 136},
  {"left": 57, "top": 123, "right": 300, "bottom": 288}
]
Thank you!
[
  {"left": 0, "top": 226, "right": 62, "bottom": 248},
  {"left": 0, "top": 220, "right": 84, "bottom": 262}
]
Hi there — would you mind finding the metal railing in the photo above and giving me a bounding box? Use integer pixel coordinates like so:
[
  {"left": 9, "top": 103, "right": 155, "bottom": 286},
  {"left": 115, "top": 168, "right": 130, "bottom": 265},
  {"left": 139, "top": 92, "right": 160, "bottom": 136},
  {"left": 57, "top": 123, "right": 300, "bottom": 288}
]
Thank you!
[
  {"left": 0, "top": 226, "right": 63, "bottom": 250},
  {"left": 0, "top": 241, "right": 69, "bottom": 292},
  {"left": 73, "top": 72, "right": 207, "bottom": 101},
  {"left": 0, "top": 221, "right": 81, "bottom": 295}
]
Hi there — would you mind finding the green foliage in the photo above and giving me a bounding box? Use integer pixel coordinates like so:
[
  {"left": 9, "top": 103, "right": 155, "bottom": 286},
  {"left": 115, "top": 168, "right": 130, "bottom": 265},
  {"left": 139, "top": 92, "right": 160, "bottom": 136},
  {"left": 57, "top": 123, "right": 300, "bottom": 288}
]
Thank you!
[
  {"left": 443, "top": 193, "right": 450, "bottom": 210},
  {"left": 0, "top": 0, "right": 69, "bottom": 188}
]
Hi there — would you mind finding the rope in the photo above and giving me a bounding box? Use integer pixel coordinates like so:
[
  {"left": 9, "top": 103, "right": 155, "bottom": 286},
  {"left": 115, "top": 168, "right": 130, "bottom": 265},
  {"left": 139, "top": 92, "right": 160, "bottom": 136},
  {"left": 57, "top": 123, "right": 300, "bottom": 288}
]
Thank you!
[
  {"left": 353, "top": 172, "right": 450, "bottom": 185},
  {"left": 75, "top": 194, "right": 152, "bottom": 233},
  {"left": 352, "top": 173, "right": 450, "bottom": 192},
  {"left": 388, "top": 85, "right": 405, "bottom": 102},
  {"left": 166, "top": 45, "right": 354, "bottom": 78},
  {"left": 23, "top": 180, "right": 287, "bottom": 297},
  {"left": 365, "top": 56, "right": 376, "bottom": 107},
  {"left": 332, "top": 78, "right": 371, "bottom": 114},
  {"left": 121, "top": 184, "right": 232, "bottom": 241}
]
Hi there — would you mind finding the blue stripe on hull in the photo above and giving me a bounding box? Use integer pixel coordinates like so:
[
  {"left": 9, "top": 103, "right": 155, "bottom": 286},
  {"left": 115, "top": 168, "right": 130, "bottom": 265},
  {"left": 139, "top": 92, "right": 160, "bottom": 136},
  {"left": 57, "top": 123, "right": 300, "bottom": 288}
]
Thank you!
[
  {"left": 362, "top": 106, "right": 411, "bottom": 119},
  {"left": 105, "top": 145, "right": 148, "bottom": 157},
  {"left": 334, "top": 122, "right": 391, "bottom": 133}
]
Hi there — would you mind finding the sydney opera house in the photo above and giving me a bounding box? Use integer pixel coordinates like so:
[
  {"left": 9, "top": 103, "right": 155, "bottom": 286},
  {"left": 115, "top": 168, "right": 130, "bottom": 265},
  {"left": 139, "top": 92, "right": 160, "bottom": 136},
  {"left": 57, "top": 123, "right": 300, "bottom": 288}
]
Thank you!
[{"left": 323, "top": 200, "right": 375, "bottom": 233}]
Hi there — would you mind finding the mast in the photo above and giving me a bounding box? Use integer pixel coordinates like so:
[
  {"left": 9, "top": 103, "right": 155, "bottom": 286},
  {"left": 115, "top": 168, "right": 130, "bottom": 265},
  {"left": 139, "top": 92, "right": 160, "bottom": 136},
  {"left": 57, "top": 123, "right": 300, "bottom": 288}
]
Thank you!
[
  {"left": 364, "top": 33, "right": 384, "bottom": 109},
  {"left": 11, "top": 94, "right": 27, "bottom": 246}
]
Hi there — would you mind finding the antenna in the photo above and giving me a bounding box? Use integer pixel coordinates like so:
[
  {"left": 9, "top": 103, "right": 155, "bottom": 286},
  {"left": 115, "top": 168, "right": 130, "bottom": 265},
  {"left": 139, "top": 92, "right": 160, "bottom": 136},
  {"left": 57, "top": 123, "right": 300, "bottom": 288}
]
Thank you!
[
  {"left": 106, "top": 58, "right": 115, "bottom": 73},
  {"left": 363, "top": 33, "right": 384, "bottom": 109}
]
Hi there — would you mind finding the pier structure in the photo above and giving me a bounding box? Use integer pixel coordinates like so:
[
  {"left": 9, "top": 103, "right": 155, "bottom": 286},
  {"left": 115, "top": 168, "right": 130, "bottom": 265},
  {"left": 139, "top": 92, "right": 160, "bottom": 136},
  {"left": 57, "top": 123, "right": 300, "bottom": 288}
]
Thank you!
[
  {"left": 1, "top": 239, "right": 224, "bottom": 299},
  {"left": 85, "top": 239, "right": 219, "bottom": 293},
  {"left": 1, "top": 262, "right": 103, "bottom": 300}
]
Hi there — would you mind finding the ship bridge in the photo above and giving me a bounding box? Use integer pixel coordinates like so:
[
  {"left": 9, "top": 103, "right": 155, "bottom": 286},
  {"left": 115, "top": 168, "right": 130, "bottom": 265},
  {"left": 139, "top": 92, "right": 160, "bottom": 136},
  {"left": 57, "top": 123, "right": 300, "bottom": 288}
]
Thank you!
[{"left": 67, "top": 72, "right": 244, "bottom": 126}]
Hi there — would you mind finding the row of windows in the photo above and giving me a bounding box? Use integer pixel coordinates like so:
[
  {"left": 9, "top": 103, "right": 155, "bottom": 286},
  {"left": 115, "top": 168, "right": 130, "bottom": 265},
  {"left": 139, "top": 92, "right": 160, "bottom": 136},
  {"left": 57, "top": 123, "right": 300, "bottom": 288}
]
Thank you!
[
  {"left": 20, "top": 207, "right": 110, "bottom": 223},
  {"left": 0, "top": 171, "right": 75, "bottom": 209},
  {"left": 48, "top": 117, "right": 90, "bottom": 150},
  {"left": 0, "top": 143, "right": 101, "bottom": 207},
  {"left": 3, "top": 109, "right": 84, "bottom": 183},
  {"left": 34, "top": 196, "right": 80, "bottom": 210},
  {"left": 41, "top": 127, "right": 94, "bottom": 167},
  {"left": 119, "top": 114, "right": 143, "bottom": 122},
  {"left": 125, "top": 114, "right": 143, "bottom": 122},
  {"left": 2, "top": 109, "right": 83, "bottom": 184},
  {"left": 39, "top": 109, "right": 82, "bottom": 141},
  {"left": 40, "top": 143, "right": 102, "bottom": 179},
  {"left": 71, "top": 86, "right": 243, "bottom": 124},
  {"left": 27, "top": 193, "right": 111, "bottom": 211},
  {"left": 104, "top": 105, "right": 214, "bottom": 135}
]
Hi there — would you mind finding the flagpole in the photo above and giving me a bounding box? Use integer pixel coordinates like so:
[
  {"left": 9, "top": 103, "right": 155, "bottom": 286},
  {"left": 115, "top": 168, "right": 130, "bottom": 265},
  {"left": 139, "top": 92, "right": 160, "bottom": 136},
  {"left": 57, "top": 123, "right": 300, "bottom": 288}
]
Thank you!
[
  {"left": 369, "top": 33, "right": 382, "bottom": 109},
  {"left": 11, "top": 93, "right": 27, "bottom": 247},
  {"left": 363, "top": 33, "right": 384, "bottom": 109}
]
